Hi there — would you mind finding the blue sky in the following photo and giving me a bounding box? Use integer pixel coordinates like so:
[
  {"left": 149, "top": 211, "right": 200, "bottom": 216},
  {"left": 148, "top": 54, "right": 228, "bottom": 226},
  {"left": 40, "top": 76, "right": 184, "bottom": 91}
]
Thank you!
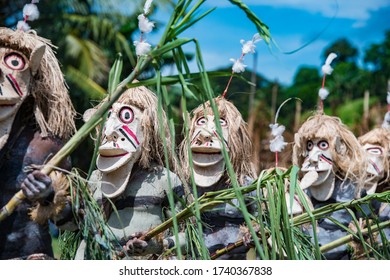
[{"left": 152, "top": 0, "right": 390, "bottom": 86}]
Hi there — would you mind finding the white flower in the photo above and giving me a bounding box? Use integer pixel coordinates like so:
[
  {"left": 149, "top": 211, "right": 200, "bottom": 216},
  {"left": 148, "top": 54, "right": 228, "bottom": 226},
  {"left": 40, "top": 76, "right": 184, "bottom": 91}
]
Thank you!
[
  {"left": 17, "top": 21, "right": 31, "bottom": 31},
  {"left": 240, "top": 33, "right": 262, "bottom": 54},
  {"left": 321, "top": 52, "right": 337, "bottom": 75},
  {"left": 23, "top": 4, "right": 39, "bottom": 21},
  {"left": 318, "top": 88, "right": 330, "bottom": 100},
  {"left": 143, "top": 0, "right": 153, "bottom": 15},
  {"left": 138, "top": 14, "right": 154, "bottom": 34},
  {"left": 134, "top": 40, "right": 151, "bottom": 56},
  {"left": 230, "top": 58, "right": 247, "bottom": 73}
]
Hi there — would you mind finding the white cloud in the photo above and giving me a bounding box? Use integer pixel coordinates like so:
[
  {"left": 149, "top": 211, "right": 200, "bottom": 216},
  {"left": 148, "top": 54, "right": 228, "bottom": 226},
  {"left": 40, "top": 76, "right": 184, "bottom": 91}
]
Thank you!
[{"left": 206, "top": 0, "right": 389, "bottom": 21}]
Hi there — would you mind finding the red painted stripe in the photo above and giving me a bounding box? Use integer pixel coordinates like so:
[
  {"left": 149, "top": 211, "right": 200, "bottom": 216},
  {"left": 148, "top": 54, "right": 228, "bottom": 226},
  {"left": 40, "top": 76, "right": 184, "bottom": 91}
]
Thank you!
[
  {"left": 319, "top": 155, "right": 333, "bottom": 165},
  {"left": 121, "top": 125, "right": 140, "bottom": 145},
  {"left": 7, "top": 74, "right": 24, "bottom": 97}
]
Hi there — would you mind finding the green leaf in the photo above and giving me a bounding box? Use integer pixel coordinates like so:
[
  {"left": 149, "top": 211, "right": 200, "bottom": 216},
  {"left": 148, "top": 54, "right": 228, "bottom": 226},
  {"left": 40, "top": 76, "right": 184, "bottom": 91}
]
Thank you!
[{"left": 108, "top": 53, "right": 123, "bottom": 95}]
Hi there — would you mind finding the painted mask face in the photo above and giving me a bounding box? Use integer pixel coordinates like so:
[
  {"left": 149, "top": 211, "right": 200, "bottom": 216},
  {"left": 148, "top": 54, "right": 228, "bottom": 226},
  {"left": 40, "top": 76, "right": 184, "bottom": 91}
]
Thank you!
[
  {"left": 190, "top": 114, "right": 229, "bottom": 187},
  {"left": 301, "top": 138, "right": 334, "bottom": 186},
  {"left": 0, "top": 48, "right": 32, "bottom": 121},
  {"left": 363, "top": 143, "right": 384, "bottom": 182},
  {"left": 96, "top": 103, "right": 144, "bottom": 173}
]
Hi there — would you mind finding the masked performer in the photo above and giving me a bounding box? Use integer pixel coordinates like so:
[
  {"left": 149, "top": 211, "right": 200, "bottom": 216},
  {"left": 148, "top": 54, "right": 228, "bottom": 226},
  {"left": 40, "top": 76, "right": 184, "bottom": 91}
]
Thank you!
[
  {"left": 0, "top": 27, "right": 76, "bottom": 259},
  {"left": 358, "top": 127, "right": 390, "bottom": 194},
  {"left": 179, "top": 96, "right": 257, "bottom": 259},
  {"left": 293, "top": 112, "right": 368, "bottom": 259},
  {"left": 356, "top": 105, "right": 390, "bottom": 251},
  {"left": 75, "top": 85, "right": 185, "bottom": 259}
]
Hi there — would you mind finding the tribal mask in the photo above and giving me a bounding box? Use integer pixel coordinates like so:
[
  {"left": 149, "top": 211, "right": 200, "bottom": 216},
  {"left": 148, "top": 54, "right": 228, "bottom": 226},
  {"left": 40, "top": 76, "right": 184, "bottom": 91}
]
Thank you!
[
  {"left": 190, "top": 114, "right": 229, "bottom": 187},
  {"left": 300, "top": 138, "right": 336, "bottom": 201},
  {"left": 97, "top": 103, "right": 143, "bottom": 172},
  {"left": 96, "top": 103, "right": 144, "bottom": 198},
  {"left": 363, "top": 144, "right": 384, "bottom": 179},
  {"left": 0, "top": 46, "right": 44, "bottom": 121}
]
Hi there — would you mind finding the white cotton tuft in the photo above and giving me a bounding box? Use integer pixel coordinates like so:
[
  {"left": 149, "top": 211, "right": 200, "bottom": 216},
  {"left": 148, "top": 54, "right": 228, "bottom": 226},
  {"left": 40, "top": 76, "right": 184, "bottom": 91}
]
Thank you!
[
  {"left": 17, "top": 21, "right": 31, "bottom": 31},
  {"left": 318, "top": 88, "right": 329, "bottom": 100},
  {"left": 134, "top": 40, "right": 151, "bottom": 56},
  {"left": 138, "top": 14, "right": 154, "bottom": 33},
  {"left": 230, "top": 58, "right": 247, "bottom": 73},
  {"left": 269, "top": 123, "right": 287, "bottom": 152},
  {"left": 143, "top": 0, "right": 153, "bottom": 15},
  {"left": 269, "top": 123, "right": 285, "bottom": 137},
  {"left": 270, "top": 136, "right": 287, "bottom": 152},
  {"left": 23, "top": 4, "right": 40, "bottom": 21},
  {"left": 382, "top": 112, "right": 390, "bottom": 129},
  {"left": 321, "top": 52, "right": 337, "bottom": 75},
  {"left": 241, "top": 33, "right": 262, "bottom": 54}
]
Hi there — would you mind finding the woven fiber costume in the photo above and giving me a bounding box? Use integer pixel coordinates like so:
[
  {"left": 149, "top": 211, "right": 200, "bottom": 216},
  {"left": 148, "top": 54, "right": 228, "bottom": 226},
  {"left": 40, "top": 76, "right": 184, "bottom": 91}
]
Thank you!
[
  {"left": 180, "top": 96, "right": 257, "bottom": 259},
  {"left": 75, "top": 85, "right": 185, "bottom": 259},
  {"left": 0, "top": 27, "right": 76, "bottom": 259}
]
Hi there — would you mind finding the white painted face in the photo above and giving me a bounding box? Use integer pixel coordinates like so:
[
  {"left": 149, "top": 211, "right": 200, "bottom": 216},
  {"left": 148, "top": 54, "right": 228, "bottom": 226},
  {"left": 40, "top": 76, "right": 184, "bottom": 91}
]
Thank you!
[
  {"left": 0, "top": 48, "right": 33, "bottom": 121},
  {"left": 301, "top": 138, "right": 334, "bottom": 186},
  {"left": 363, "top": 143, "right": 384, "bottom": 180},
  {"left": 96, "top": 103, "right": 144, "bottom": 173},
  {"left": 190, "top": 114, "right": 229, "bottom": 187}
]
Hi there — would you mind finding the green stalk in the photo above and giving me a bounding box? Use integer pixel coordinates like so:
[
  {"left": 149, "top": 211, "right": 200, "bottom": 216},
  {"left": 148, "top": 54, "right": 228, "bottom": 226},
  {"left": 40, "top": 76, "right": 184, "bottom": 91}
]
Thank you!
[{"left": 320, "top": 220, "right": 390, "bottom": 254}]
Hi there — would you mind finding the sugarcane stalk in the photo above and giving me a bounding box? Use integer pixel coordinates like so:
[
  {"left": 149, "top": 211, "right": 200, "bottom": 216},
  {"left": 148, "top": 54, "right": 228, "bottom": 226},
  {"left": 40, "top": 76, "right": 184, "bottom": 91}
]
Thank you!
[
  {"left": 320, "top": 219, "right": 390, "bottom": 254},
  {"left": 292, "top": 190, "right": 390, "bottom": 226},
  {"left": 0, "top": 56, "right": 151, "bottom": 223}
]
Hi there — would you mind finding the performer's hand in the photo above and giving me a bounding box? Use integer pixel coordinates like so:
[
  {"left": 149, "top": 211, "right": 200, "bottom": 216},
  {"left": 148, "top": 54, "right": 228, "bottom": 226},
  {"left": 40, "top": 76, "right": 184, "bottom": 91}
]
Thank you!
[
  {"left": 21, "top": 170, "right": 54, "bottom": 203},
  {"left": 124, "top": 232, "right": 148, "bottom": 255}
]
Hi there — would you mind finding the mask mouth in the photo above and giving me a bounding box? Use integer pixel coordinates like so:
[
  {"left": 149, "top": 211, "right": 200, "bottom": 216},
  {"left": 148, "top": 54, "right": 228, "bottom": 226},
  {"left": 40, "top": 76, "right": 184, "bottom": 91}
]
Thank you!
[
  {"left": 99, "top": 147, "right": 129, "bottom": 158},
  {"left": 192, "top": 146, "right": 223, "bottom": 167},
  {"left": 0, "top": 97, "right": 20, "bottom": 106}
]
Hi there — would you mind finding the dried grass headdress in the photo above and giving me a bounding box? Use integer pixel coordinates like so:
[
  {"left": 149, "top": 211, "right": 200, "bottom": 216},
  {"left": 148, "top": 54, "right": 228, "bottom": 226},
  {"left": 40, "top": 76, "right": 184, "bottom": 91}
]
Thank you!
[{"left": 0, "top": 27, "right": 76, "bottom": 139}]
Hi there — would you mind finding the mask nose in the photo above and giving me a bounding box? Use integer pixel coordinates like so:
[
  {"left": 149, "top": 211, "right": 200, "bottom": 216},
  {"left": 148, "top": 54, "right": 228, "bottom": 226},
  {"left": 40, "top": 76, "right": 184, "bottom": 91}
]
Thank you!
[
  {"left": 198, "top": 130, "right": 213, "bottom": 144},
  {"left": 105, "top": 130, "right": 119, "bottom": 142},
  {"left": 308, "top": 148, "right": 321, "bottom": 165},
  {"left": 104, "top": 117, "right": 121, "bottom": 141}
]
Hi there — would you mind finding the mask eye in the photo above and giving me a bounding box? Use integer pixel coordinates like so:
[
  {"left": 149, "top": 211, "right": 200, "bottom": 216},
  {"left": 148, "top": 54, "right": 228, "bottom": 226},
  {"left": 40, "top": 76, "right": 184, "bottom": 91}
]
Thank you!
[
  {"left": 118, "top": 106, "right": 134, "bottom": 124},
  {"left": 220, "top": 118, "right": 227, "bottom": 126},
  {"left": 4, "top": 52, "right": 26, "bottom": 70},
  {"left": 196, "top": 117, "right": 207, "bottom": 126},
  {"left": 318, "top": 140, "right": 329, "bottom": 150},
  {"left": 306, "top": 140, "right": 314, "bottom": 151},
  {"left": 367, "top": 147, "right": 383, "bottom": 155}
]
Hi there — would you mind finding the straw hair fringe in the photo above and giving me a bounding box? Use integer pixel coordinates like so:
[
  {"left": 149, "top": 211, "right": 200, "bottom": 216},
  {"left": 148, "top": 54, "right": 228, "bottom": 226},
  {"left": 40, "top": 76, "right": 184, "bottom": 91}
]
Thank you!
[
  {"left": 292, "top": 113, "right": 367, "bottom": 189},
  {"left": 95, "top": 85, "right": 177, "bottom": 172},
  {"left": 358, "top": 127, "right": 390, "bottom": 184},
  {"left": 179, "top": 97, "right": 257, "bottom": 185},
  {"left": 0, "top": 28, "right": 76, "bottom": 139}
]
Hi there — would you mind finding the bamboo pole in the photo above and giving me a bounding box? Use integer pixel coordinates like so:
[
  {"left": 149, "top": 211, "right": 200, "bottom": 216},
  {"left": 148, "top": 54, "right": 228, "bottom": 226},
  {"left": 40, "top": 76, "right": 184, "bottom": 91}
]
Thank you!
[{"left": 0, "top": 57, "right": 151, "bottom": 223}]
